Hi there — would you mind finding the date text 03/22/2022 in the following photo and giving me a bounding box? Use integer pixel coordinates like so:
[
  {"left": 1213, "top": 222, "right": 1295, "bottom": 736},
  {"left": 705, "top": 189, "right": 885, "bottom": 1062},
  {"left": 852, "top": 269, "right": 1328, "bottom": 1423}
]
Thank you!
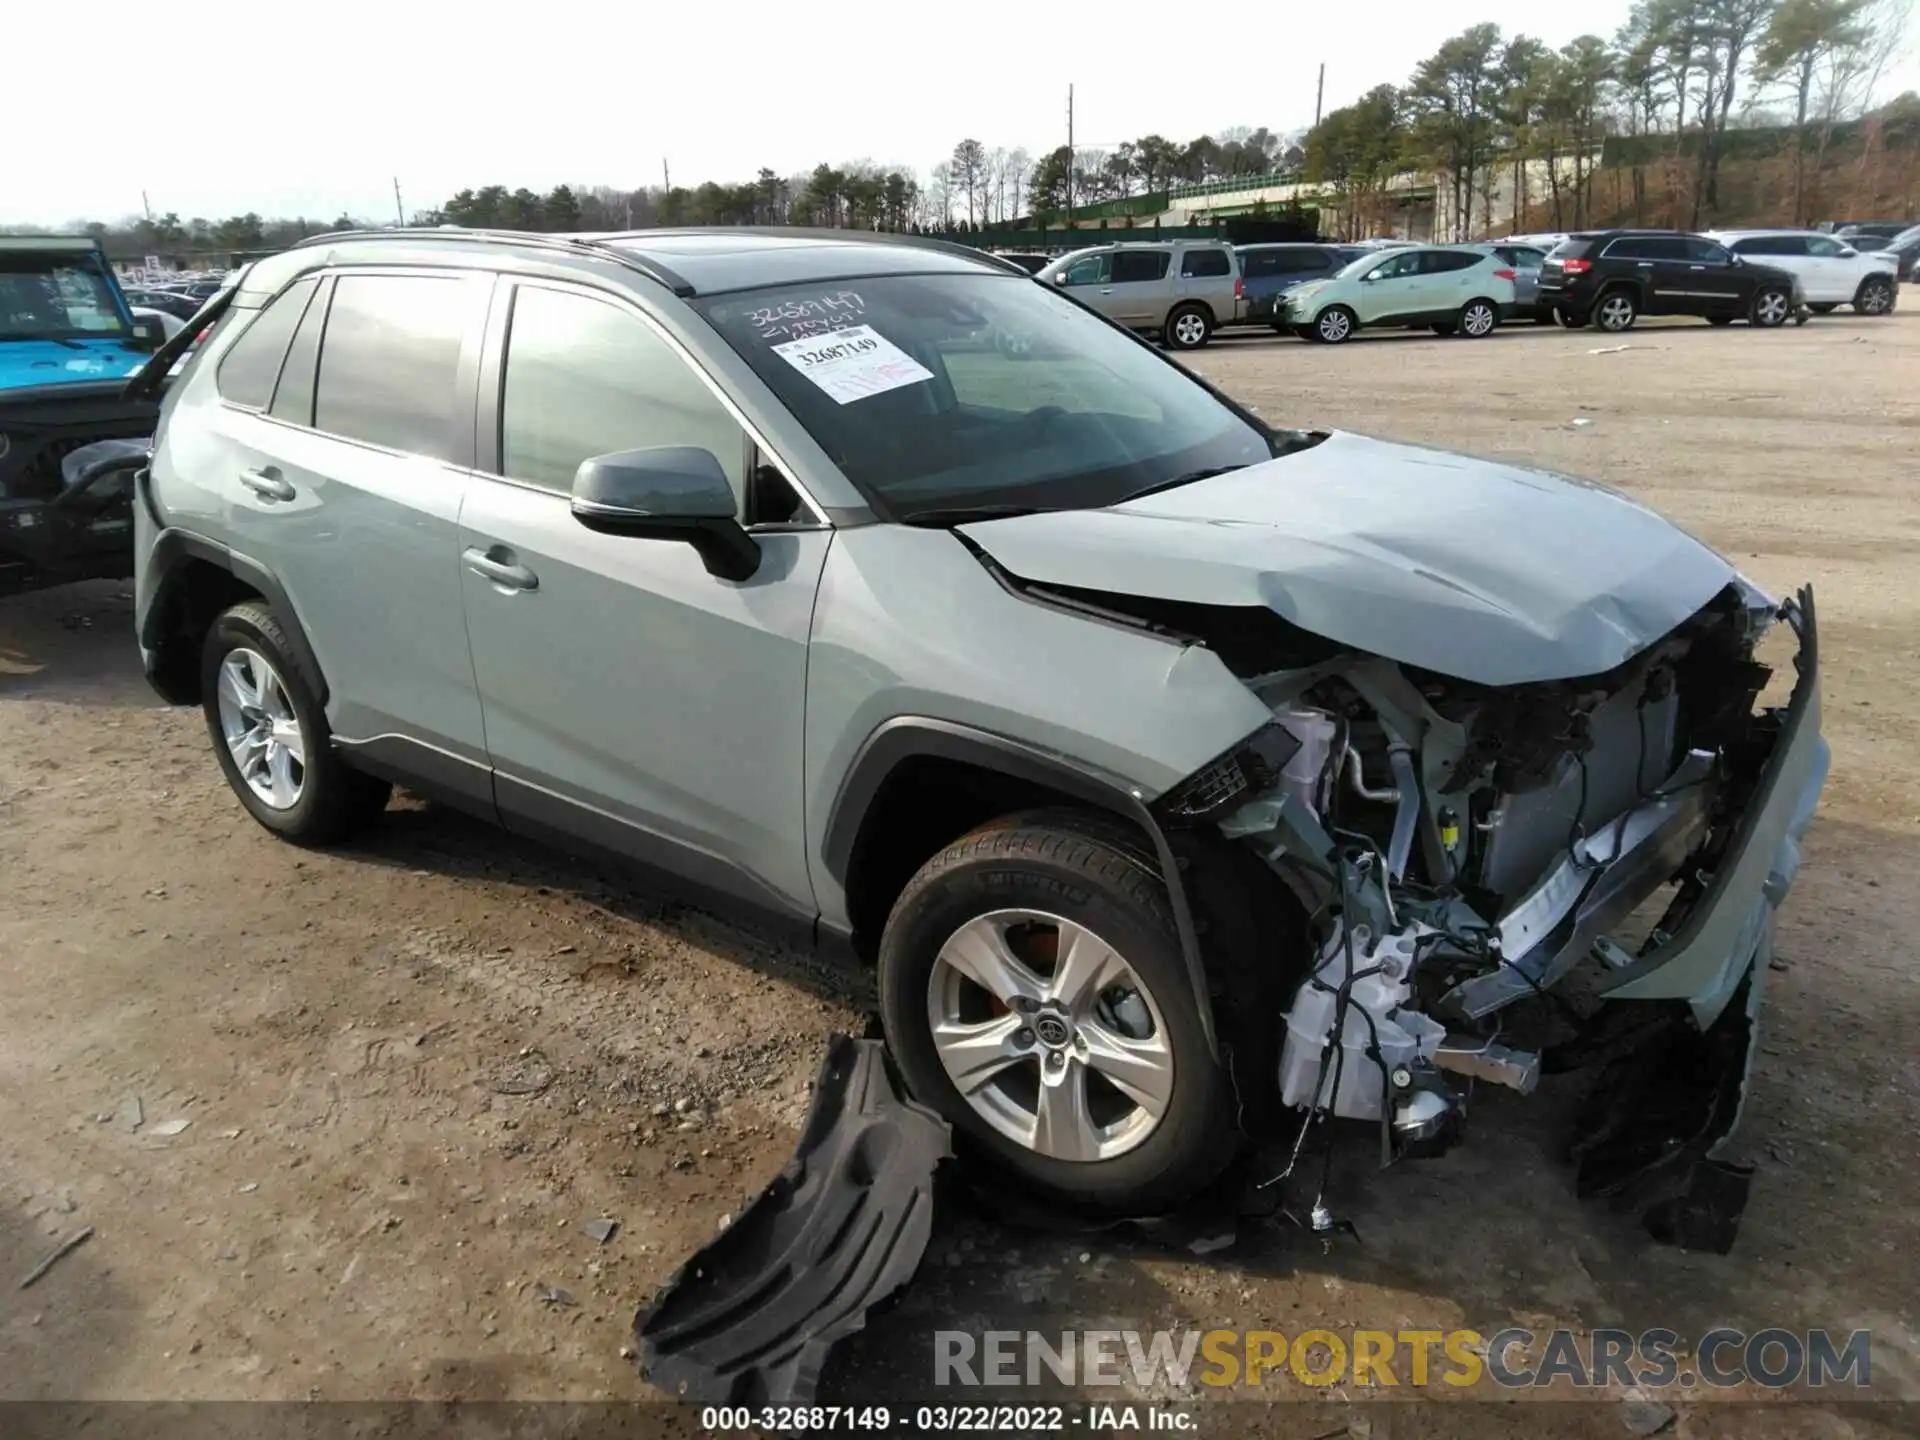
[{"left": 697, "top": 1403, "right": 1198, "bottom": 1432}]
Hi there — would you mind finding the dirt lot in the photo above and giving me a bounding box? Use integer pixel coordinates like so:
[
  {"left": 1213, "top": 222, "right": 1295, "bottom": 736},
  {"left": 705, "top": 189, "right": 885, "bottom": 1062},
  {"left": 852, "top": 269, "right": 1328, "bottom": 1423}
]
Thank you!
[{"left": 4, "top": 309, "right": 1918, "bottom": 1435}]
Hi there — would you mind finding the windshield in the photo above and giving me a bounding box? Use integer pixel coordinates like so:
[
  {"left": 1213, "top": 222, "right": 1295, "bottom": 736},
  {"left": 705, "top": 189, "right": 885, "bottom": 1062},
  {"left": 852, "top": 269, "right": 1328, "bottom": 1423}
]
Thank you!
[
  {"left": 694, "top": 272, "right": 1273, "bottom": 520},
  {"left": 0, "top": 253, "right": 130, "bottom": 342}
]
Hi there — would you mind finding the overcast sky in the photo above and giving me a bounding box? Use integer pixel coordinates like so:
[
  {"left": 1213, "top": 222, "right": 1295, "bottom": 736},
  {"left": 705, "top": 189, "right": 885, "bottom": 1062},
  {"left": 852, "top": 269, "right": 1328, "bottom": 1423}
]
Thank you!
[{"left": 9, "top": 0, "right": 1915, "bottom": 226}]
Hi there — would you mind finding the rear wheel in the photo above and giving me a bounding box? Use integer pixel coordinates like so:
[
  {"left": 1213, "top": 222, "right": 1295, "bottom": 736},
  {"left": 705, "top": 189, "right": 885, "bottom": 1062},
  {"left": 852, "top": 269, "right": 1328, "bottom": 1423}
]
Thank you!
[
  {"left": 1459, "top": 298, "right": 1500, "bottom": 338},
  {"left": 1750, "top": 285, "right": 1793, "bottom": 327},
  {"left": 201, "top": 601, "right": 390, "bottom": 843},
  {"left": 1853, "top": 275, "right": 1895, "bottom": 315},
  {"left": 1594, "top": 288, "right": 1638, "bottom": 332},
  {"left": 1162, "top": 304, "right": 1213, "bottom": 351},
  {"left": 877, "top": 813, "right": 1235, "bottom": 1215},
  {"left": 1312, "top": 305, "right": 1356, "bottom": 343}
]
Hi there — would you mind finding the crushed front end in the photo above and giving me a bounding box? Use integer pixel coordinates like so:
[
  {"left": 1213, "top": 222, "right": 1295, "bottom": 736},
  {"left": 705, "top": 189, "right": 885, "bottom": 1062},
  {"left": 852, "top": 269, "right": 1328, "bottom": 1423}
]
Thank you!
[{"left": 1159, "top": 580, "right": 1826, "bottom": 1251}]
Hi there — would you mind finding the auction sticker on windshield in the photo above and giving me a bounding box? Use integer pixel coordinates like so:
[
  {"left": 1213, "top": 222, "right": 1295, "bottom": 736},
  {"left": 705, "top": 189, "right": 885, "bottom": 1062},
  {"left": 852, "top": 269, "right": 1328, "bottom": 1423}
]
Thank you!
[{"left": 771, "top": 325, "right": 934, "bottom": 405}]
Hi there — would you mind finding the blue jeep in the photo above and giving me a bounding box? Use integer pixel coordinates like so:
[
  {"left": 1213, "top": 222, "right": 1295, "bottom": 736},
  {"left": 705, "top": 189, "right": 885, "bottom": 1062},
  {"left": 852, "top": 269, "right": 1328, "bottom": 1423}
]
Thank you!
[{"left": 1, "top": 236, "right": 166, "bottom": 595}]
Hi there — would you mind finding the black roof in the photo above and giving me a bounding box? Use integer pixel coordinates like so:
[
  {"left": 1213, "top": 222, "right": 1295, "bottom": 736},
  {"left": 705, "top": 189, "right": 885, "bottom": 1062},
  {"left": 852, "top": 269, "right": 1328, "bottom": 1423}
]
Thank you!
[{"left": 271, "top": 226, "right": 1023, "bottom": 299}]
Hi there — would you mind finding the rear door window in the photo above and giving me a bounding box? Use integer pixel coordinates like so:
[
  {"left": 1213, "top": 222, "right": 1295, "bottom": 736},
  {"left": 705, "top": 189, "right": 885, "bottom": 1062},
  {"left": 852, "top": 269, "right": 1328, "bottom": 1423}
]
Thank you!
[
  {"left": 270, "top": 277, "right": 331, "bottom": 426},
  {"left": 1422, "top": 250, "right": 1481, "bottom": 274},
  {"left": 215, "top": 277, "right": 318, "bottom": 410},
  {"left": 312, "top": 274, "right": 473, "bottom": 460},
  {"left": 1110, "top": 250, "right": 1171, "bottom": 283},
  {"left": 1606, "top": 236, "right": 1689, "bottom": 261},
  {"left": 1685, "top": 237, "right": 1736, "bottom": 264},
  {"left": 1180, "top": 248, "right": 1231, "bottom": 278}
]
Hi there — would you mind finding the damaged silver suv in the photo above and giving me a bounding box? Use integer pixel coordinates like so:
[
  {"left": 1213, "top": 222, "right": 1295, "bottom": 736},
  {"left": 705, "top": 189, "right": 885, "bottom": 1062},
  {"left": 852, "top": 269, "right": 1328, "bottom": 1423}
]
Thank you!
[{"left": 134, "top": 228, "right": 1826, "bottom": 1248}]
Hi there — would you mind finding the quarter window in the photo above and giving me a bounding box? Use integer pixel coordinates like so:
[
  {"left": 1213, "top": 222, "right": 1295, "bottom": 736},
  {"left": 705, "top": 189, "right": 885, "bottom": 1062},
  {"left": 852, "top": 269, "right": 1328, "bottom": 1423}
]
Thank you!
[
  {"left": 499, "top": 285, "right": 747, "bottom": 502},
  {"left": 215, "top": 277, "right": 317, "bottom": 410},
  {"left": 312, "top": 275, "right": 471, "bottom": 460}
]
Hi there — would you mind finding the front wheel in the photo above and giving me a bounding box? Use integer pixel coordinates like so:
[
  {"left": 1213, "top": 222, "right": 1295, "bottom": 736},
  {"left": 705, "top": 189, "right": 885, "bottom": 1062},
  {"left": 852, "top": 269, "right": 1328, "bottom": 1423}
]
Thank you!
[
  {"left": 1312, "top": 305, "right": 1356, "bottom": 343},
  {"left": 1162, "top": 304, "right": 1213, "bottom": 351},
  {"left": 1750, "top": 285, "right": 1793, "bottom": 327},
  {"left": 201, "top": 601, "right": 391, "bottom": 843},
  {"left": 1854, "top": 275, "right": 1896, "bottom": 315},
  {"left": 877, "top": 813, "right": 1235, "bottom": 1215}
]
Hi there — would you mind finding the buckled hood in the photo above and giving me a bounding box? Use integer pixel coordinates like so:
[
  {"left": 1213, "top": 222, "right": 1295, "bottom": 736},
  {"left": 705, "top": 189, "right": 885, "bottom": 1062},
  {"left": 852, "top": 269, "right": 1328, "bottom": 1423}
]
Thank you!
[{"left": 958, "top": 430, "right": 1736, "bottom": 686}]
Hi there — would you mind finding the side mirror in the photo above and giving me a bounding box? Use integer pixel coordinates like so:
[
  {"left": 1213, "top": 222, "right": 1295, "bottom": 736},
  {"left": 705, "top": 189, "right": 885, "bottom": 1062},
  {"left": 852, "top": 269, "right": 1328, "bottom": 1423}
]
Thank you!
[
  {"left": 128, "top": 316, "right": 165, "bottom": 351},
  {"left": 570, "top": 446, "right": 760, "bottom": 582},
  {"left": 1051, "top": 272, "right": 1069, "bottom": 285},
  {"left": 1837, "top": 246, "right": 1857, "bottom": 258}
]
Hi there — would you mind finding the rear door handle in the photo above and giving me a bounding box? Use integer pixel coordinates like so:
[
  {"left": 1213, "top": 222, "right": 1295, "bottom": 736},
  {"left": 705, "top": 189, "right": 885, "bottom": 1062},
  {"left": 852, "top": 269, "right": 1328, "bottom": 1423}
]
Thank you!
[
  {"left": 1098, "top": 287, "right": 1114, "bottom": 294},
  {"left": 239, "top": 467, "right": 294, "bottom": 502},
  {"left": 463, "top": 546, "right": 539, "bottom": 593}
]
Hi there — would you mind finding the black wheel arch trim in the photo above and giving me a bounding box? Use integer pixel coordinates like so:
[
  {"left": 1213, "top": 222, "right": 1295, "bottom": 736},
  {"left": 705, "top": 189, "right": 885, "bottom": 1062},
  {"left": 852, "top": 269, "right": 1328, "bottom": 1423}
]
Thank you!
[
  {"left": 822, "top": 716, "right": 1220, "bottom": 1059},
  {"left": 142, "top": 528, "right": 329, "bottom": 708}
]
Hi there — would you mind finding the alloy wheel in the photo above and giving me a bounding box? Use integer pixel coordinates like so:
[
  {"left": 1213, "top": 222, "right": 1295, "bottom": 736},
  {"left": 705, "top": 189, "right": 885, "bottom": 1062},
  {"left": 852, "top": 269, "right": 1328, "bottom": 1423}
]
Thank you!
[
  {"left": 1463, "top": 302, "right": 1497, "bottom": 337},
  {"left": 1172, "top": 311, "right": 1208, "bottom": 347},
  {"left": 1318, "top": 309, "right": 1352, "bottom": 342},
  {"left": 1754, "top": 289, "right": 1791, "bottom": 326},
  {"left": 1598, "top": 295, "right": 1635, "bottom": 331},
  {"left": 215, "top": 647, "right": 306, "bottom": 810},
  {"left": 926, "top": 909, "right": 1173, "bottom": 1163},
  {"left": 1859, "top": 280, "right": 1893, "bottom": 315}
]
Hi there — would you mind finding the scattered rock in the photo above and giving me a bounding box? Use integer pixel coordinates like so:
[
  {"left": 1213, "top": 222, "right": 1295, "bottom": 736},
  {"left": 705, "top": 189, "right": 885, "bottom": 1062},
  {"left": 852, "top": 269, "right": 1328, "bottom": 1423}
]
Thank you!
[
  {"left": 1619, "top": 1399, "right": 1676, "bottom": 1436},
  {"left": 237, "top": 1183, "right": 259, "bottom": 1194},
  {"left": 149, "top": 1118, "right": 191, "bottom": 1138},
  {"left": 114, "top": 1097, "right": 144, "bottom": 1132},
  {"left": 581, "top": 1218, "right": 618, "bottom": 1244},
  {"left": 493, "top": 1051, "right": 555, "bottom": 1096},
  {"left": 535, "top": 1284, "right": 577, "bottom": 1307}
]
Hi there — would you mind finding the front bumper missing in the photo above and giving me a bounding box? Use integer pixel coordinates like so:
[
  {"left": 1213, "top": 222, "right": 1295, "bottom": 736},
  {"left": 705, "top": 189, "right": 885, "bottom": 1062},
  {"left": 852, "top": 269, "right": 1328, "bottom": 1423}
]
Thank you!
[{"left": 1557, "top": 588, "right": 1824, "bottom": 1251}]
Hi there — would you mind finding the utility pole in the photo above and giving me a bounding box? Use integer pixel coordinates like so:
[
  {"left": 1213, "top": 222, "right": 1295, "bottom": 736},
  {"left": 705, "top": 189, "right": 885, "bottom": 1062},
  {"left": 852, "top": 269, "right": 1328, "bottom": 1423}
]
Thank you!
[
  {"left": 663, "top": 158, "right": 671, "bottom": 193},
  {"left": 393, "top": 177, "right": 405, "bottom": 227},
  {"left": 1064, "top": 84, "right": 1075, "bottom": 227},
  {"left": 1315, "top": 64, "right": 1325, "bottom": 128},
  {"left": 141, "top": 191, "right": 154, "bottom": 222}
]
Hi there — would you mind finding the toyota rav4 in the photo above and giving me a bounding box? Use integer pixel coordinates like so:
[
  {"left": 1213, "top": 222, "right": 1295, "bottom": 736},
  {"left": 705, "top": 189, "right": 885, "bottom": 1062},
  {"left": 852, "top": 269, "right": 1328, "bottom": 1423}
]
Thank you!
[{"left": 134, "top": 228, "right": 1827, "bottom": 1247}]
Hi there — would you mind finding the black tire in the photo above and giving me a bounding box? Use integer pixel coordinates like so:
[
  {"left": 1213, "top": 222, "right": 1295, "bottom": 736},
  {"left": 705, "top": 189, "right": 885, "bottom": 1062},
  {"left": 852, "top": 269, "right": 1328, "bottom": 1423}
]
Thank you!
[
  {"left": 1458, "top": 297, "right": 1500, "bottom": 338},
  {"left": 877, "top": 811, "right": 1236, "bottom": 1216},
  {"left": 1311, "top": 305, "right": 1357, "bottom": 343},
  {"left": 1809, "top": 302, "right": 1839, "bottom": 314},
  {"left": 1853, "top": 275, "right": 1896, "bottom": 316},
  {"left": 1559, "top": 307, "right": 1589, "bottom": 328},
  {"left": 1593, "top": 287, "right": 1638, "bottom": 332},
  {"left": 1431, "top": 322, "right": 1457, "bottom": 336},
  {"left": 201, "top": 601, "right": 391, "bottom": 844},
  {"left": 1162, "top": 303, "right": 1213, "bottom": 351},
  {"left": 1749, "top": 284, "right": 1793, "bottom": 327},
  {"left": 1707, "top": 315, "right": 1735, "bottom": 326},
  {"left": 1290, "top": 325, "right": 1317, "bottom": 341}
]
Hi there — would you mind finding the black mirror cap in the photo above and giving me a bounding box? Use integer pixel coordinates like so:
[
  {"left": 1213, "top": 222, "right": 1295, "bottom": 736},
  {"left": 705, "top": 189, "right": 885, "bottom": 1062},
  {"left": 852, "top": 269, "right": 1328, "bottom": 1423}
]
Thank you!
[{"left": 568, "top": 446, "right": 759, "bottom": 583}]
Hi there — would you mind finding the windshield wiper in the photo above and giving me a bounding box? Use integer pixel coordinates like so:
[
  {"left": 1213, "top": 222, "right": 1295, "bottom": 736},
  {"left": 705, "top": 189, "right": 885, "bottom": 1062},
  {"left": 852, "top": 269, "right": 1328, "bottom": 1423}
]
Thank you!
[
  {"left": 898, "top": 503, "right": 1055, "bottom": 528},
  {"left": 0, "top": 333, "right": 85, "bottom": 349}
]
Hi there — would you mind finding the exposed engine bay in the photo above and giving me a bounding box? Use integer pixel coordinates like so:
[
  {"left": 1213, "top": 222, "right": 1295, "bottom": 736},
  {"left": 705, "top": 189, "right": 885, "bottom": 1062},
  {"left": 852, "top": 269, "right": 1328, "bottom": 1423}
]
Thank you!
[{"left": 1132, "top": 576, "right": 1826, "bottom": 1252}]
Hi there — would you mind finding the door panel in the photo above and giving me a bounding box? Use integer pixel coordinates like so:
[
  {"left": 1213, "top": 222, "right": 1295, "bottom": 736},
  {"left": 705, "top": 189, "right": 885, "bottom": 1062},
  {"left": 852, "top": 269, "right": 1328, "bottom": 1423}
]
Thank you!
[
  {"left": 1354, "top": 252, "right": 1423, "bottom": 324},
  {"left": 459, "top": 479, "right": 829, "bottom": 917},
  {"left": 214, "top": 270, "right": 489, "bottom": 764},
  {"left": 459, "top": 278, "right": 828, "bottom": 918}
]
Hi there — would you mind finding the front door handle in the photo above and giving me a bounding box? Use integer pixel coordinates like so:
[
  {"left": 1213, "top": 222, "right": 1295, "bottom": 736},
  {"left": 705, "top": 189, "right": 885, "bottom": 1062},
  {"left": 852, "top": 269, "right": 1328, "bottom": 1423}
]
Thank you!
[
  {"left": 1098, "top": 287, "right": 1114, "bottom": 294},
  {"left": 463, "top": 546, "right": 539, "bottom": 592},
  {"left": 239, "top": 467, "right": 294, "bottom": 502}
]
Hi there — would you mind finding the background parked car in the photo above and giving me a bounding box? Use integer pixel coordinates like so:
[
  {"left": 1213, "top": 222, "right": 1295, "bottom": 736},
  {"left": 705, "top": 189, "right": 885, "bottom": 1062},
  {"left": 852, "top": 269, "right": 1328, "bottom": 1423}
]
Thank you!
[
  {"left": 1869, "top": 223, "right": 1920, "bottom": 282},
  {"left": 1038, "top": 241, "right": 1243, "bottom": 350},
  {"left": 122, "top": 287, "right": 204, "bottom": 321},
  {"left": 1236, "top": 243, "right": 1369, "bottom": 329},
  {"left": 1537, "top": 231, "right": 1802, "bottom": 331},
  {"left": 1482, "top": 242, "right": 1549, "bottom": 317},
  {"left": 1279, "top": 245, "right": 1518, "bottom": 343},
  {"left": 1707, "top": 230, "right": 1898, "bottom": 315},
  {"left": 1830, "top": 221, "right": 1908, "bottom": 244},
  {"left": 989, "top": 251, "right": 1051, "bottom": 275}
]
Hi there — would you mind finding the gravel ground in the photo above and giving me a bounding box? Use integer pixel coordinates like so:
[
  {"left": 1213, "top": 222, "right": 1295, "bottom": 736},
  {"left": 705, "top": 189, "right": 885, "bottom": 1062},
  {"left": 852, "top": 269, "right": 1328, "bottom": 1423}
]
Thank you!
[{"left": 3, "top": 305, "right": 1917, "bottom": 1437}]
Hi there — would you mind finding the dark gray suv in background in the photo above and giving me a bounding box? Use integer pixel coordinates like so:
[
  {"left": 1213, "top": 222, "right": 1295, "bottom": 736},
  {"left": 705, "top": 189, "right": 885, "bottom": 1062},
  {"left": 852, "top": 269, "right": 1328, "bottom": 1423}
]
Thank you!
[{"left": 131, "top": 227, "right": 1826, "bottom": 1242}]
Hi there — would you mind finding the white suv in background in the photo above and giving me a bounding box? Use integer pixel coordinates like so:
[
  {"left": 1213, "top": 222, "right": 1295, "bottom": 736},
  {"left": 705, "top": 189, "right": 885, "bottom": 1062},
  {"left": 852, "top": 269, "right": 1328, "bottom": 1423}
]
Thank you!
[{"left": 1707, "top": 229, "right": 1898, "bottom": 315}]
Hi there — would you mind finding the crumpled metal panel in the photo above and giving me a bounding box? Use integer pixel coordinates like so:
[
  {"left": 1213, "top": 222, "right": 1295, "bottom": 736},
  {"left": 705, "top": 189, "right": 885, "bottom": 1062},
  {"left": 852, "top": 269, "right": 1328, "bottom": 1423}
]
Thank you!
[
  {"left": 634, "top": 1035, "right": 950, "bottom": 1406},
  {"left": 959, "top": 430, "right": 1737, "bottom": 686}
]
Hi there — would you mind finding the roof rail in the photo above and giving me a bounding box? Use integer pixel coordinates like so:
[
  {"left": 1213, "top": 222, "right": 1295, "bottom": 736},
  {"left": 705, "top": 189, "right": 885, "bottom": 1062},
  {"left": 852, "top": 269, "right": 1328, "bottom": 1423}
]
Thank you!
[
  {"left": 610, "top": 226, "right": 1033, "bottom": 277},
  {"left": 288, "top": 227, "right": 696, "bottom": 296}
]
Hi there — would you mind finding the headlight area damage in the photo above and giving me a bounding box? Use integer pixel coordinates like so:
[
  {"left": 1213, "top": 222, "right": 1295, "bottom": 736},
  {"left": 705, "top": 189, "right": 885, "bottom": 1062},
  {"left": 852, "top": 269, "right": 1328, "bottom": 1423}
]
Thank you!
[{"left": 1138, "top": 579, "right": 1825, "bottom": 1253}]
